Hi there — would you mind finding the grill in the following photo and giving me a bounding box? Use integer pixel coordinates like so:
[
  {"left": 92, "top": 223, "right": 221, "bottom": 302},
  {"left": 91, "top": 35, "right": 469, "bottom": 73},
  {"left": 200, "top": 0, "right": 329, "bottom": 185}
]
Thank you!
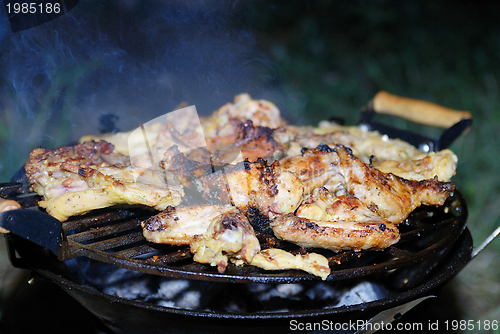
[{"left": 0, "top": 92, "right": 475, "bottom": 333}]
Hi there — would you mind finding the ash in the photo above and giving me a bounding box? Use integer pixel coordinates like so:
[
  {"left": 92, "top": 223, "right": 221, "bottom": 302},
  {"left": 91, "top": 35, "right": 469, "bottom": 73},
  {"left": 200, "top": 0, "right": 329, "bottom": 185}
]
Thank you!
[
  {"left": 100, "top": 275, "right": 389, "bottom": 313},
  {"left": 67, "top": 257, "right": 390, "bottom": 314}
]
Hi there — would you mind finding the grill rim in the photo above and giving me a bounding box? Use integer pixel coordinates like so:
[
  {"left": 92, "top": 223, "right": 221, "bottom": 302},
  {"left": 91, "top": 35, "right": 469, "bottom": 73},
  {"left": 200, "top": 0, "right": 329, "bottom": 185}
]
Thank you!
[{"left": 11, "top": 225, "right": 472, "bottom": 319}]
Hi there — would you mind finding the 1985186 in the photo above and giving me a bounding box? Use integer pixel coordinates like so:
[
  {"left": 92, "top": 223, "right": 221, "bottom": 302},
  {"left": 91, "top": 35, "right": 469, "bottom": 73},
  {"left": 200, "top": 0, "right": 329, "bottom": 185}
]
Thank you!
[
  {"left": 444, "top": 320, "right": 498, "bottom": 331},
  {"left": 6, "top": 2, "right": 61, "bottom": 14}
]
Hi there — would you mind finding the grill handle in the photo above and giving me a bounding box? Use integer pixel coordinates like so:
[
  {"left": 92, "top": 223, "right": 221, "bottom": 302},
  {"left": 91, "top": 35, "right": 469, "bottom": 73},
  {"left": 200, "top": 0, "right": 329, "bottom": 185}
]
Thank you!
[
  {"left": 361, "top": 91, "right": 473, "bottom": 152},
  {"left": 0, "top": 198, "right": 21, "bottom": 233},
  {"left": 371, "top": 91, "right": 472, "bottom": 129},
  {"left": 471, "top": 224, "right": 500, "bottom": 259}
]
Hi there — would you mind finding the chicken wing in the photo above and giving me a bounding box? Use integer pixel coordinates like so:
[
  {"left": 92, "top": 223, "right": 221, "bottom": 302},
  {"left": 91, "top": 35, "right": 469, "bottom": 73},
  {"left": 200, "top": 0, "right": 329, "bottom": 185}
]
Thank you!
[
  {"left": 202, "top": 93, "right": 286, "bottom": 142},
  {"left": 272, "top": 188, "right": 400, "bottom": 252},
  {"left": 333, "top": 144, "right": 454, "bottom": 224},
  {"left": 25, "top": 141, "right": 183, "bottom": 221},
  {"left": 281, "top": 144, "right": 454, "bottom": 224},
  {"left": 190, "top": 211, "right": 260, "bottom": 273},
  {"left": 283, "top": 122, "right": 457, "bottom": 182},
  {"left": 142, "top": 204, "right": 236, "bottom": 245},
  {"left": 270, "top": 213, "right": 400, "bottom": 252},
  {"left": 250, "top": 248, "right": 331, "bottom": 280}
]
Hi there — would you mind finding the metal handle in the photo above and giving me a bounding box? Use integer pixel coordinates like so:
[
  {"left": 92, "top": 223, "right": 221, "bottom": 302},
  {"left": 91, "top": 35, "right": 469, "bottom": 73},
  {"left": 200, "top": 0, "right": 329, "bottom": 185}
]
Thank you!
[
  {"left": 372, "top": 91, "right": 472, "bottom": 128},
  {"left": 472, "top": 224, "right": 500, "bottom": 259},
  {"left": 0, "top": 198, "right": 21, "bottom": 233}
]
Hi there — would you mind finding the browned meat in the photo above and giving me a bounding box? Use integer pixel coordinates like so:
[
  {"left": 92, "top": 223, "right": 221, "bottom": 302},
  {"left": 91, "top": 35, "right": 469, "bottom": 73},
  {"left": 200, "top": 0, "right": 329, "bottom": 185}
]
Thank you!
[
  {"left": 25, "top": 140, "right": 182, "bottom": 221},
  {"left": 270, "top": 213, "right": 400, "bottom": 252},
  {"left": 190, "top": 211, "right": 260, "bottom": 273},
  {"left": 333, "top": 144, "right": 454, "bottom": 224},
  {"left": 142, "top": 205, "right": 236, "bottom": 245},
  {"left": 281, "top": 144, "right": 454, "bottom": 224},
  {"left": 250, "top": 248, "right": 331, "bottom": 280},
  {"left": 267, "top": 144, "right": 454, "bottom": 253}
]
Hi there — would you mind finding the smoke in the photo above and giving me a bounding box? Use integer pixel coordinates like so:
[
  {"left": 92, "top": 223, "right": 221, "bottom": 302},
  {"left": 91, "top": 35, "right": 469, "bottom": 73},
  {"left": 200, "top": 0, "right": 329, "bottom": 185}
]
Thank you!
[{"left": 0, "top": 0, "right": 305, "bottom": 180}]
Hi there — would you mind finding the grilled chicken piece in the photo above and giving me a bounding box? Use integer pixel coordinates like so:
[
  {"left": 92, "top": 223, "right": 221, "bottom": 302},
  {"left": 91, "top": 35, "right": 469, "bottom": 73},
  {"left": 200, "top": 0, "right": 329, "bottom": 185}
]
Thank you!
[
  {"left": 371, "top": 149, "right": 457, "bottom": 181},
  {"left": 272, "top": 187, "right": 400, "bottom": 252},
  {"left": 202, "top": 93, "right": 285, "bottom": 142},
  {"left": 161, "top": 148, "right": 304, "bottom": 216},
  {"left": 270, "top": 214, "right": 400, "bottom": 252},
  {"left": 334, "top": 145, "right": 454, "bottom": 224},
  {"left": 142, "top": 204, "right": 236, "bottom": 245},
  {"left": 284, "top": 122, "right": 457, "bottom": 182},
  {"left": 190, "top": 211, "right": 260, "bottom": 273},
  {"left": 25, "top": 141, "right": 129, "bottom": 197},
  {"left": 269, "top": 144, "right": 453, "bottom": 252},
  {"left": 25, "top": 141, "right": 183, "bottom": 221},
  {"left": 250, "top": 248, "right": 331, "bottom": 280},
  {"left": 281, "top": 144, "right": 454, "bottom": 224}
]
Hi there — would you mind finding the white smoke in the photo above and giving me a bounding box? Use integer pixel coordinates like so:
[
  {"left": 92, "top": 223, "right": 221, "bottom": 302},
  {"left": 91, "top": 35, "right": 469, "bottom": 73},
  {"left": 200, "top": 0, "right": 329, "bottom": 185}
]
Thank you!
[{"left": 0, "top": 0, "right": 305, "bottom": 181}]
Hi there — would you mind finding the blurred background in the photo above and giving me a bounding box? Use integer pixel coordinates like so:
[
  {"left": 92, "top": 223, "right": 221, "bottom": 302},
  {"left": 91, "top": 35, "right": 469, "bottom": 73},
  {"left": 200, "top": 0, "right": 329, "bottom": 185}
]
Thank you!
[{"left": 1, "top": 0, "right": 499, "bottom": 333}]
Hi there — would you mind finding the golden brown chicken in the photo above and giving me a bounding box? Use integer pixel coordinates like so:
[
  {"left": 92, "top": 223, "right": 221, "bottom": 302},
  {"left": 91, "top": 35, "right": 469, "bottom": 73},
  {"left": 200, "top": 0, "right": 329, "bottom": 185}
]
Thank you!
[
  {"left": 25, "top": 141, "right": 183, "bottom": 221},
  {"left": 270, "top": 214, "right": 400, "bottom": 252},
  {"left": 269, "top": 144, "right": 454, "bottom": 252},
  {"left": 141, "top": 204, "right": 236, "bottom": 245},
  {"left": 190, "top": 211, "right": 261, "bottom": 273},
  {"left": 280, "top": 144, "right": 454, "bottom": 224},
  {"left": 283, "top": 122, "right": 457, "bottom": 182},
  {"left": 26, "top": 93, "right": 461, "bottom": 279},
  {"left": 250, "top": 248, "right": 331, "bottom": 280}
]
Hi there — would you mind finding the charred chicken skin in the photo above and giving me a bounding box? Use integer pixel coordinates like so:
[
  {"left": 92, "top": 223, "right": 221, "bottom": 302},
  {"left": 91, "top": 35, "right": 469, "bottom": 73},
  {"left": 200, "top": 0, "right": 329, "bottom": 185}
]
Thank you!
[
  {"left": 25, "top": 141, "right": 183, "bottom": 221},
  {"left": 280, "top": 144, "right": 454, "bottom": 224},
  {"left": 270, "top": 144, "right": 453, "bottom": 252},
  {"left": 190, "top": 211, "right": 261, "bottom": 273}
]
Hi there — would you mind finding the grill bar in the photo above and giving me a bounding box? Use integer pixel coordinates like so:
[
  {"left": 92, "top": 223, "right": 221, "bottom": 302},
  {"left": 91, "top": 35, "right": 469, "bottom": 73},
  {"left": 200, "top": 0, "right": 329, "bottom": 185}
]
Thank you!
[
  {"left": 84, "top": 231, "right": 145, "bottom": 251},
  {"left": 62, "top": 209, "right": 147, "bottom": 233},
  {"left": 385, "top": 246, "right": 412, "bottom": 258},
  {"left": 67, "top": 219, "right": 142, "bottom": 243},
  {"left": 114, "top": 244, "right": 165, "bottom": 259}
]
